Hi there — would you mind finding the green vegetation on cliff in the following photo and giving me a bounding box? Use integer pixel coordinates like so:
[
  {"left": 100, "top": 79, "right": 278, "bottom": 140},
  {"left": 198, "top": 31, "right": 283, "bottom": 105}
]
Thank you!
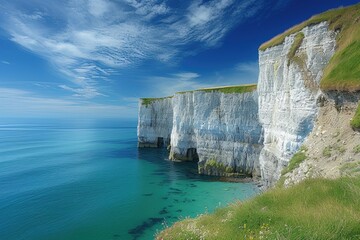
[
  {"left": 199, "top": 84, "right": 257, "bottom": 94},
  {"left": 287, "top": 32, "right": 304, "bottom": 66},
  {"left": 176, "top": 84, "right": 257, "bottom": 94},
  {"left": 281, "top": 146, "right": 308, "bottom": 176},
  {"left": 157, "top": 177, "right": 360, "bottom": 240},
  {"left": 260, "top": 3, "right": 360, "bottom": 91},
  {"left": 140, "top": 96, "right": 173, "bottom": 106}
]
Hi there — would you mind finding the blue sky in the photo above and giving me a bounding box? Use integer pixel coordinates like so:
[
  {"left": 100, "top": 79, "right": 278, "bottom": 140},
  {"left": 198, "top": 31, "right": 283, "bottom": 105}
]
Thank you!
[{"left": 0, "top": 0, "right": 358, "bottom": 119}]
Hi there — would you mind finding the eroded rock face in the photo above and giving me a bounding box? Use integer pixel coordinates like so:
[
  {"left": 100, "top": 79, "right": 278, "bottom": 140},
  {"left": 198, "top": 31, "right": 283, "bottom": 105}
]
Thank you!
[
  {"left": 137, "top": 98, "right": 173, "bottom": 148},
  {"left": 283, "top": 92, "right": 360, "bottom": 188},
  {"left": 170, "top": 91, "right": 263, "bottom": 177},
  {"left": 257, "top": 22, "right": 336, "bottom": 187}
]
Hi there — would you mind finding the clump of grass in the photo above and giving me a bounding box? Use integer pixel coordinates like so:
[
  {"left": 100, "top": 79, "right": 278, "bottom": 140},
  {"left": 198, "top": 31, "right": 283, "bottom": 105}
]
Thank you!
[
  {"left": 260, "top": 3, "right": 360, "bottom": 91},
  {"left": 140, "top": 96, "right": 173, "bottom": 106},
  {"left": 157, "top": 177, "right": 360, "bottom": 239},
  {"left": 323, "top": 144, "right": 347, "bottom": 157},
  {"left": 323, "top": 146, "right": 333, "bottom": 157},
  {"left": 350, "top": 103, "right": 360, "bottom": 131},
  {"left": 354, "top": 145, "right": 360, "bottom": 154},
  {"left": 340, "top": 162, "right": 360, "bottom": 176},
  {"left": 287, "top": 32, "right": 305, "bottom": 66},
  {"left": 335, "top": 145, "right": 347, "bottom": 154},
  {"left": 282, "top": 146, "right": 308, "bottom": 175}
]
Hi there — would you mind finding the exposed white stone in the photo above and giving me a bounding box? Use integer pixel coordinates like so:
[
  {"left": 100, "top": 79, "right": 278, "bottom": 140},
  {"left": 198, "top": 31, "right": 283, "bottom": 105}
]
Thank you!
[
  {"left": 258, "top": 22, "right": 336, "bottom": 187},
  {"left": 137, "top": 98, "right": 173, "bottom": 147},
  {"left": 170, "top": 90, "right": 263, "bottom": 176}
]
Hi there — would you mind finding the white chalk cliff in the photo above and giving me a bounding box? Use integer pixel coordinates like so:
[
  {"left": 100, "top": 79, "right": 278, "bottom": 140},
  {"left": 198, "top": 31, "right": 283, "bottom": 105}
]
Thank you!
[
  {"left": 137, "top": 97, "right": 173, "bottom": 147},
  {"left": 170, "top": 90, "right": 262, "bottom": 177},
  {"left": 138, "top": 21, "right": 338, "bottom": 186},
  {"left": 258, "top": 22, "right": 336, "bottom": 186}
]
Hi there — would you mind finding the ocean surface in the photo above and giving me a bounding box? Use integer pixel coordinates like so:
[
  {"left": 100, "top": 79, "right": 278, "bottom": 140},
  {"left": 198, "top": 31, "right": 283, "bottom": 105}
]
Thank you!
[{"left": 0, "top": 119, "right": 259, "bottom": 240}]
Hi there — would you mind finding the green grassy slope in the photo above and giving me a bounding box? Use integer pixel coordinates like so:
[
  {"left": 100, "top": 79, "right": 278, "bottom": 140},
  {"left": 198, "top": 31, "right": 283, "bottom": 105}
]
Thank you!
[{"left": 157, "top": 177, "right": 360, "bottom": 240}]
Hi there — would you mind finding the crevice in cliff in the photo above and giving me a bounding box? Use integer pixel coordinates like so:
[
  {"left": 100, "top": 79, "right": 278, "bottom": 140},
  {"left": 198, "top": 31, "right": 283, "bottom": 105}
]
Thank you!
[
  {"left": 169, "top": 148, "right": 199, "bottom": 162},
  {"left": 157, "top": 137, "right": 164, "bottom": 147},
  {"left": 186, "top": 148, "right": 199, "bottom": 161}
]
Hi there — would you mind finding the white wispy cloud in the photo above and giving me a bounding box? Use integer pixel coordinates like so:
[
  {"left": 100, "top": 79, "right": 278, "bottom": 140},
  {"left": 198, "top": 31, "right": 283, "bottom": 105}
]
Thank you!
[
  {"left": 0, "top": 0, "right": 265, "bottom": 98},
  {"left": 145, "top": 70, "right": 257, "bottom": 97},
  {"left": 0, "top": 87, "right": 135, "bottom": 118},
  {"left": 1, "top": 60, "right": 10, "bottom": 65},
  {"left": 235, "top": 61, "right": 259, "bottom": 74},
  {"left": 173, "top": 72, "right": 200, "bottom": 80}
]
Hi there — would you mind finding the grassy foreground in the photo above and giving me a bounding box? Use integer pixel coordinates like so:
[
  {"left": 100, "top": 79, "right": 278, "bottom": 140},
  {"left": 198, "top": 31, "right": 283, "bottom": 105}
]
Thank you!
[{"left": 157, "top": 177, "right": 360, "bottom": 240}]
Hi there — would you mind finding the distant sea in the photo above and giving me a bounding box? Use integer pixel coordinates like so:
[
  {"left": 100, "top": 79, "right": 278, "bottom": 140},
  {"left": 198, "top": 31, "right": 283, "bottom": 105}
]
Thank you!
[{"left": 0, "top": 118, "right": 258, "bottom": 240}]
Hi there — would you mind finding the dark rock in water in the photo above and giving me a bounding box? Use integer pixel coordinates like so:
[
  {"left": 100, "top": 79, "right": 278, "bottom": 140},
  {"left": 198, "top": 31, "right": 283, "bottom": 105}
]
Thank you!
[
  {"left": 161, "top": 197, "right": 168, "bottom": 200},
  {"left": 176, "top": 209, "right": 182, "bottom": 212},
  {"left": 169, "top": 187, "right": 182, "bottom": 192},
  {"left": 112, "top": 234, "right": 120, "bottom": 239},
  {"left": 128, "top": 217, "right": 163, "bottom": 239},
  {"left": 168, "top": 191, "right": 182, "bottom": 195},
  {"left": 159, "top": 208, "right": 168, "bottom": 215},
  {"left": 143, "top": 193, "right": 153, "bottom": 197}
]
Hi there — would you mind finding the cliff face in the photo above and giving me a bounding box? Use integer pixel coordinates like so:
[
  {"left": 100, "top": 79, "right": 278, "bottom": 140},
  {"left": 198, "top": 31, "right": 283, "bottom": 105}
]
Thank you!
[
  {"left": 282, "top": 92, "right": 360, "bottom": 187},
  {"left": 137, "top": 98, "right": 173, "bottom": 147},
  {"left": 170, "top": 90, "right": 263, "bottom": 177},
  {"left": 137, "top": 21, "right": 354, "bottom": 185},
  {"left": 258, "top": 22, "right": 337, "bottom": 186}
]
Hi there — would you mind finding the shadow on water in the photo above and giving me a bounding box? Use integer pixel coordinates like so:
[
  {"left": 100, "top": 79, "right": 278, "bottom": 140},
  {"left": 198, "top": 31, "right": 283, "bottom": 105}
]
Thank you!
[
  {"left": 136, "top": 147, "right": 223, "bottom": 183},
  {"left": 129, "top": 147, "right": 257, "bottom": 239},
  {"left": 128, "top": 217, "right": 163, "bottom": 240}
]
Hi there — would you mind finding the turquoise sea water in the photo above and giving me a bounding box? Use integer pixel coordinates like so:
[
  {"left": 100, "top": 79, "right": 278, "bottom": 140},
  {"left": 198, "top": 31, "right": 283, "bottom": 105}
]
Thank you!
[{"left": 0, "top": 119, "right": 258, "bottom": 240}]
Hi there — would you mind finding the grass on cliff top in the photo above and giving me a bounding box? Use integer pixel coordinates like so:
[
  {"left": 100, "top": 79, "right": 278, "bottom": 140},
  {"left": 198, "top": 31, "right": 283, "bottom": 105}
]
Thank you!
[
  {"left": 260, "top": 3, "right": 360, "bottom": 91},
  {"left": 177, "top": 84, "right": 257, "bottom": 94},
  {"left": 157, "top": 177, "right": 360, "bottom": 240},
  {"left": 140, "top": 96, "right": 173, "bottom": 106}
]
